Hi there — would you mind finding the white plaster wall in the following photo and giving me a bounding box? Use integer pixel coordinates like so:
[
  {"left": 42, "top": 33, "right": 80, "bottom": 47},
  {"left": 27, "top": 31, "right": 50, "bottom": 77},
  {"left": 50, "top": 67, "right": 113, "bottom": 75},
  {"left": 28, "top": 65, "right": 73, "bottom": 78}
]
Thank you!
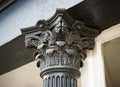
[
  {"left": 0, "top": 0, "right": 83, "bottom": 46},
  {"left": 81, "top": 23, "right": 120, "bottom": 87},
  {"left": 0, "top": 61, "right": 81, "bottom": 87},
  {"left": 0, "top": 61, "right": 43, "bottom": 87}
]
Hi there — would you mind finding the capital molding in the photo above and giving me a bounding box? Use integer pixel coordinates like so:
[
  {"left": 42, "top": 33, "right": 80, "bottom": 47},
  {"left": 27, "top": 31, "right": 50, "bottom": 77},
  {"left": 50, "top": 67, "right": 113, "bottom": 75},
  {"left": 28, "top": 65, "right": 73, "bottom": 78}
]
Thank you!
[{"left": 21, "top": 8, "right": 96, "bottom": 87}]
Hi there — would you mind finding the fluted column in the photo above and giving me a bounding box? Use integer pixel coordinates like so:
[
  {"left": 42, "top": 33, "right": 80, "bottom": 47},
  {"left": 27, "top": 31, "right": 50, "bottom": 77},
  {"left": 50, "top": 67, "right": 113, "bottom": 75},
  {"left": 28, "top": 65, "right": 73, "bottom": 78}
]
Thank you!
[
  {"left": 43, "top": 73, "right": 78, "bottom": 87},
  {"left": 21, "top": 9, "right": 95, "bottom": 87}
]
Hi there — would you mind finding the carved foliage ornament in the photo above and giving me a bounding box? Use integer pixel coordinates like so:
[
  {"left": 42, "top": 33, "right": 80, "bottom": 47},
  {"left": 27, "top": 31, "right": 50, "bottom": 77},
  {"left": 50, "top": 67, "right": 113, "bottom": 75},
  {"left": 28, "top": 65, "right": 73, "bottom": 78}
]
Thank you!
[{"left": 22, "top": 9, "right": 95, "bottom": 71}]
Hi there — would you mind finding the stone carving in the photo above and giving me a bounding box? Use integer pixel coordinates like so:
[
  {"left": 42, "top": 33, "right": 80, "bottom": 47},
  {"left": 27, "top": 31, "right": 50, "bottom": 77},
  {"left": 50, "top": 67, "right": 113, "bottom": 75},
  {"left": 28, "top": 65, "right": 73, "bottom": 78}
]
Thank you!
[
  {"left": 25, "top": 17, "right": 94, "bottom": 70},
  {"left": 22, "top": 9, "right": 95, "bottom": 87}
]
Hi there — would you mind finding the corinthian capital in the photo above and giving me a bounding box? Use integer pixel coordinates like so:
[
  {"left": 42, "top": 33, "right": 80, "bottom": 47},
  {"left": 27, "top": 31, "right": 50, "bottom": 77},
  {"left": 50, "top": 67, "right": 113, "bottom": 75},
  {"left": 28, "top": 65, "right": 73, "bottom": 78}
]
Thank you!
[{"left": 21, "top": 9, "right": 96, "bottom": 87}]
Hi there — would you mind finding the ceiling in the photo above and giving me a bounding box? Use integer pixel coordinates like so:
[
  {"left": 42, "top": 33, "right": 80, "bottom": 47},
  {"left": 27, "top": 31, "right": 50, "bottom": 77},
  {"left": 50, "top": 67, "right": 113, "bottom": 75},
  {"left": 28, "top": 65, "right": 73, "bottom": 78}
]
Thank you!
[{"left": 0, "top": 0, "right": 120, "bottom": 75}]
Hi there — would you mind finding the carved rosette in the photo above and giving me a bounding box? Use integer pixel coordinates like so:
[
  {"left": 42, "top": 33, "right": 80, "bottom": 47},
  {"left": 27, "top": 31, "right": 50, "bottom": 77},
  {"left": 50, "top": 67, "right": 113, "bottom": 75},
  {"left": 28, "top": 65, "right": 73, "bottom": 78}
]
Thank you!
[{"left": 22, "top": 9, "right": 95, "bottom": 87}]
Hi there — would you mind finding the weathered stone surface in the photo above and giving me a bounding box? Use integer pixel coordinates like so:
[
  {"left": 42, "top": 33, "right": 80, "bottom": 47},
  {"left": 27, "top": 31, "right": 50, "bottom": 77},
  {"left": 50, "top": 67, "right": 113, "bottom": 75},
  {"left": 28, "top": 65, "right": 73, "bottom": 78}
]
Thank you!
[{"left": 22, "top": 9, "right": 95, "bottom": 87}]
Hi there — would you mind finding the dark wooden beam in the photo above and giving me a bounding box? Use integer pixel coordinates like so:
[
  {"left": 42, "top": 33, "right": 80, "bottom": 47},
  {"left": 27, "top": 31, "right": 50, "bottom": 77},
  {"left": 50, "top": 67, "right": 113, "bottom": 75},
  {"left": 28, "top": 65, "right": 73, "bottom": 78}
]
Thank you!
[
  {"left": 67, "top": 0, "right": 120, "bottom": 31},
  {"left": 0, "top": 35, "right": 35, "bottom": 75},
  {"left": 0, "top": 0, "right": 16, "bottom": 12}
]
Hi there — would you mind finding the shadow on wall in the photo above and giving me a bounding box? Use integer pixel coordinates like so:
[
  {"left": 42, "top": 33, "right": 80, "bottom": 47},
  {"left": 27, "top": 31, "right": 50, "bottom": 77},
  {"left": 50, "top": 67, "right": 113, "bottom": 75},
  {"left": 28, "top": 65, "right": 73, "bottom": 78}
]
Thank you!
[{"left": 102, "top": 37, "right": 120, "bottom": 87}]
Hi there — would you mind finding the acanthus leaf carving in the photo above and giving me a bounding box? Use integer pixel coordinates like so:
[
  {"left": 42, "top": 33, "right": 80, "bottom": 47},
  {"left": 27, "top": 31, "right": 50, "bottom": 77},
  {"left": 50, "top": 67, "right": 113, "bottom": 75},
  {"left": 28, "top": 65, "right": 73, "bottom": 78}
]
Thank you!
[
  {"left": 21, "top": 9, "right": 97, "bottom": 87},
  {"left": 23, "top": 9, "right": 95, "bottom": 70}
]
